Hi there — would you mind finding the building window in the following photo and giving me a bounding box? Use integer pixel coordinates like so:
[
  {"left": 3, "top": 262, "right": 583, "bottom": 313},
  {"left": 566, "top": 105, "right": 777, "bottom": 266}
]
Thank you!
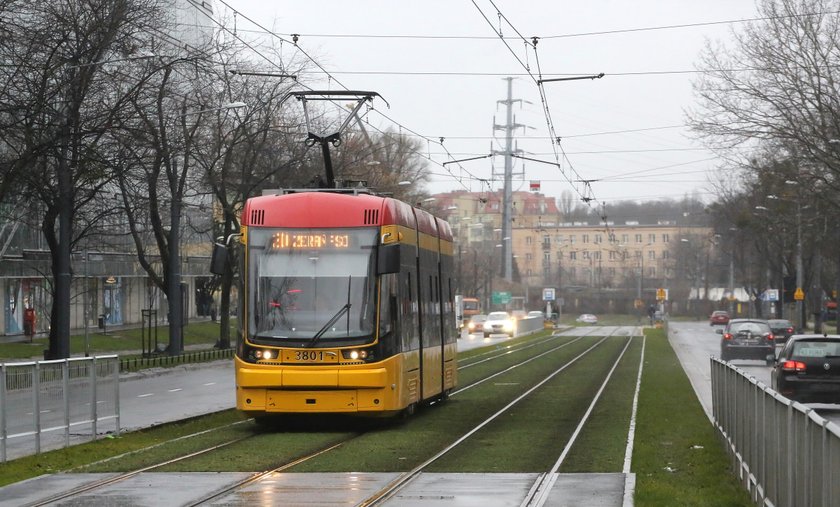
[
  {"left": 648, "top": 267, "right": 656, "bottom": 277},
  {"left": 662, "top": 250, "right": 670, "bottom": 260},
  {"left": 608, "top": 267, "right": 616, "bottom": 277},
  {"left": 543, "top": 266, "right": 551, "bottom": 276},
  {"left": 648, "top": 250, "right": 656, "bottom": 260},
  {"left": 648, "top": 233, "right": 656, "bottom": 243},
  {"left": 635, "top": 234, "right": 642, "bottom": 243},
  {"left": 635, "top": 251, "right": 642, "bottom": 259},
  {"left": 569, "top": 235, "right": 576, "bottom": 244},
  {"left": 594, "top": 251, "right": 601, "bottom": 260},
  {"left": 583, "top": 251, "right": 590, "bottom": 259},
  {"left": 555, "top": 235, "right": 563, "bottom": 244},
  {"left": 609, "top": 233, "right": 616, "bottom": 243},
  {"left": 526, "top": 236, "right": 532, "bottom": 245},
  {"left": 526, "top": 253, "right": 532, "bottom": 261},
  {"left": 543, "top": 252, "right": 551, "bottom": 261},
  {"left": 543, "top": 235, "right": 550, "bottom": 246},
  {"left": 595, "top": 234, "right": 602, "bottom": 244},
  {"left": 662, "top": 233, "right": 670, "bottom": 243},
  {"left": 609, "top": 250, "right": 616, "bottom": 260},
  {"left": 622, "top": 234, "right": 629, "bottom": 244},
  {"left": 569, "top": 251, "right": 577, "bottom": 260},
  {"left": 582, "top": 234, "right": 589, "bottom": 243}
]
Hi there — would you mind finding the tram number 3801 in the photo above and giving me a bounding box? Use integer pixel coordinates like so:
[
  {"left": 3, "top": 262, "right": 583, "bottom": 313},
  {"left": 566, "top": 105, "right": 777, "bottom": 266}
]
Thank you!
[{"left": 284, "top": 350, "right": 336, "bottom": 363}]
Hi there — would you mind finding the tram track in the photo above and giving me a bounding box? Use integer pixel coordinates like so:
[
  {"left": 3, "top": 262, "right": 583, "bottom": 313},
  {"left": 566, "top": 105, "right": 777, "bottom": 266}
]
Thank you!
[
  {"left": 355, "top": 327, "right": 641, "bottom": 506},
  {"left": 18, "top": 327, "right": 642, "bottom": 506}
]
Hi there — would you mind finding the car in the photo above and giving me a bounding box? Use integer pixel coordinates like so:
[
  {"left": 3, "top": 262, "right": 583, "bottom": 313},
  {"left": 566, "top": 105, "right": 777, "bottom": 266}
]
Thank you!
[
  {"left": 576, "top": 313, "right": 598, "bottom": 324},
  {"left": 709, "top": 310, "right": 730, "bottom": 326},
  {"left": 771, "top": 334, "right": 840, "bottom": 403},
  {"left": 767, "top": 319, "right": 794, "bottom": 342},
  {"left": 483, "top": 311, "right": 515, "bottom": 337},
  {"left": 527, "top": 310, "right": 545, "bottom": 319},
  {"left": 717, "top": 318, "right": 775, "bottom": 365},
  {"left": 466, "top": 314, "right": 488, "bottom": 333}
]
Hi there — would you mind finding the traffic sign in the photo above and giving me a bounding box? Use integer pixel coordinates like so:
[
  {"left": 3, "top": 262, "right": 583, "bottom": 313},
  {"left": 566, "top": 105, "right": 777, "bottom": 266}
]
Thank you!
[
  {"left": 794, "top": 288, "right": 805, "bottom": 301},
  {"left": 492, "top": 291, "right": 512, "bottom": 305},
  {"left": 762, "top": 289, "right": 779, "bottom": 302},
  {"left": 542, "top": 288, "right": 555, "bottom": 301},
  {"left": 656, "top": 288, "right": 668, "bottom": 301}
]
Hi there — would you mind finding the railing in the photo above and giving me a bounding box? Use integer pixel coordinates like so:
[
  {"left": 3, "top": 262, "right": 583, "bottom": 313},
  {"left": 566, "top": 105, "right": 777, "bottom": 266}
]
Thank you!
[
  {"left": 1, "top": 356, "right": 120, "bottom": 462},
  {"left": 118, "top": 348, "right": 234, "bottom": 373},
  {"left": 711, "top": 358, "right": 840, "bottom": 506}
]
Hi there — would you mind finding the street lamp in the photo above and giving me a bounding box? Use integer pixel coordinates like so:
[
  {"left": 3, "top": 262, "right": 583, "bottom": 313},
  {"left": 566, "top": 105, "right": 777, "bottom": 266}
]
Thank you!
[
  {"left": 164, "top": 101, "right": 247, "bottom": 356},
  {"left": 757, "top": 192, "right": 804, "bottom": 332}
]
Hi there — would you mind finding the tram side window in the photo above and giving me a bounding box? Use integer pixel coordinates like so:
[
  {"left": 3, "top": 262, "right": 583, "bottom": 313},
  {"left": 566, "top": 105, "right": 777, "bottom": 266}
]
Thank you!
[{"left": 379, "top": 273, "right": 396, "bottom": 337}]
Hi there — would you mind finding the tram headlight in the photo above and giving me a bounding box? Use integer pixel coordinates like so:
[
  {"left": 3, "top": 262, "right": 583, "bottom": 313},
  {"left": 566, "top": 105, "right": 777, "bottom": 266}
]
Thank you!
[
  {"left": 342, "top": 349, "right": 371, "bottom": 361},
  {"left": 254, "top": 349, "right": 274, "bottom": 360}
]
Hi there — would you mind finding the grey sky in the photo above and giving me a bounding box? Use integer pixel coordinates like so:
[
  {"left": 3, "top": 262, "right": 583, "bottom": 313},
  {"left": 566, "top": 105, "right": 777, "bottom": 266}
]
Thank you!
[{"left": 219, "top": 0, "right": 759, "bottom": 206}]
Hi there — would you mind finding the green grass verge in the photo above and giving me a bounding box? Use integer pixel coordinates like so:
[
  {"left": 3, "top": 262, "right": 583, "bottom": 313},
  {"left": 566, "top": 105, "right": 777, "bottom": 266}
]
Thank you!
[
  {"left": 632, "top": 327, "right": 751, "bottom": 506},
  {"left": 0, "top": 410, "right": 248, "bottom": 487}
]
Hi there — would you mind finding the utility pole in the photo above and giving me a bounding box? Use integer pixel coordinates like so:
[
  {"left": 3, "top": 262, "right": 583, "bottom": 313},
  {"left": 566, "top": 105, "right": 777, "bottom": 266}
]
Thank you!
[{"left": 493, "top": 78, "right": 525, "bottom": 282}]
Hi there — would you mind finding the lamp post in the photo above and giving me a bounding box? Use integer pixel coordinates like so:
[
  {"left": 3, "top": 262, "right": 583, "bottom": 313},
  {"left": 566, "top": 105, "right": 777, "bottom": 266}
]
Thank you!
[
  {"left": 164, "top": 101, "right": 246, "bottom": 356},
  {"left": 758, "top": 188, "right": 804, "bottom": 332}
]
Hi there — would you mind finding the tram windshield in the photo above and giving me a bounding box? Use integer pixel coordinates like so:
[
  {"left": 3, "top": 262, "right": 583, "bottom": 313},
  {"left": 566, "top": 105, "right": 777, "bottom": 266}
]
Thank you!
[{"left": 248, "top": 227, "right": 378, "bottom": 345}]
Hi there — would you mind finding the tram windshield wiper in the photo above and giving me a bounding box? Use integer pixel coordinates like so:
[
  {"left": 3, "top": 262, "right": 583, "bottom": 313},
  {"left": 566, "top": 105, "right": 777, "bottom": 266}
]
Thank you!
[{"left": 308, "top": 303, "right": 351, "bottom": 348}]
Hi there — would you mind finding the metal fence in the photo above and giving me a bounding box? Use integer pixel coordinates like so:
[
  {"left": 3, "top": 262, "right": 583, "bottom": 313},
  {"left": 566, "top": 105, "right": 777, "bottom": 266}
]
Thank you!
[
  {"left": 711, "top": 357, "right": 840, "bottom": 507},
  {"left": 0, "top": 355, "right": 120, "bottom": 462}
]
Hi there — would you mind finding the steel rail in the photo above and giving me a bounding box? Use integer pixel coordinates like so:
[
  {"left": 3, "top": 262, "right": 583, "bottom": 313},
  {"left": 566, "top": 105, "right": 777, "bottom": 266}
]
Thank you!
[
  {"left": 356, "top": 333, "right": 616, "bottom": 506},
  {"left": 522, "top": 331, "right": 636, "bottom": 506}
]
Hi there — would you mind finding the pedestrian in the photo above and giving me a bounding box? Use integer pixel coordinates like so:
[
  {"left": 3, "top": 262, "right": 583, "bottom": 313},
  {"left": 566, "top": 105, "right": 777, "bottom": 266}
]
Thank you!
[
  {"left": 23, "top": 306, "right": 36, "bottom": 341},
  {"left": 647, "top": 304, "right": 656, "bottom": 326}
]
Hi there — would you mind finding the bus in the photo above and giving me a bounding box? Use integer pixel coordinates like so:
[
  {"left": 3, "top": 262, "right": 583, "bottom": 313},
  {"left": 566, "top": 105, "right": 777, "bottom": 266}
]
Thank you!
[
  {"left": 214, "top": 188, "right": 457, "bottom": 419},
  {"left": 462, "top": 297, "right": 481, "bottom": 320}
]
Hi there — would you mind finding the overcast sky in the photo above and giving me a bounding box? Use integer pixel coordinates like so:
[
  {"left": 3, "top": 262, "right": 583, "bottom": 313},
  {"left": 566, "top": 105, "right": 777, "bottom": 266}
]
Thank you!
[{"left": 216, "top": 0, "right": 760, "bottom": 208}]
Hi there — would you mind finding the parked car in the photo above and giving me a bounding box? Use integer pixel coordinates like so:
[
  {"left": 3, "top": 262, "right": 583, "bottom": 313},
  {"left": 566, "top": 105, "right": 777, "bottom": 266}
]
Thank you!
[
  {"left": 717, "top": 318, "right": 775, "bottom": 364},
  {"left": 767, "top": 319, "right": 795, "bottom": 342},
  {"left": 467, "top": 314, "right": 488, "bottom": 334},
  {"left": 483, "top": 311, "right": 515, "bottom": 337},
  {"left": 709, "top": 310, "right": 730, "bottom": 326},
  {"left": 576, "top": 313, "right": 598, "bottom": 324},
  {"left": 771, "top": 334, "right": 840, "bottom": 403}
]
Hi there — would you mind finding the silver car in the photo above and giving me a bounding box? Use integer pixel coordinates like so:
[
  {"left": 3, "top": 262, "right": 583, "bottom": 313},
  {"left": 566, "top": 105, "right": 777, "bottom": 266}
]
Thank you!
[{"left": 483, "top": 311, "right": 515, "bottom": 337}]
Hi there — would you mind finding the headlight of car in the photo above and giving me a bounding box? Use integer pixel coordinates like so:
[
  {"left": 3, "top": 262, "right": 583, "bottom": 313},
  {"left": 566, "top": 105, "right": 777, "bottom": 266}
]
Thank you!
[{"left": 504, "top": 319, "right": 514, "bottom": 331}]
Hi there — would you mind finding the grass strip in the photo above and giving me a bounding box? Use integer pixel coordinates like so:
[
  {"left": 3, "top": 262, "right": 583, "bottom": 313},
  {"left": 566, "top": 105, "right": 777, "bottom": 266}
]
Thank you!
[
  {"left": 632, "top": 327, "right": 751, "bottom": 506},
  {"left": 0, "top": 410, "right": 247, "bottom": 486},
  {"left": 428, "top": 336, "right": 631, "bottom": 472}
]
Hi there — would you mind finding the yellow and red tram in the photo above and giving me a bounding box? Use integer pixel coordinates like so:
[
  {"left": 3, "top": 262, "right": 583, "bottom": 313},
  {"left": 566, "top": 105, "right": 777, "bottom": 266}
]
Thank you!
[{"left": 233, "top": 189, "right": 457, "bottom": 418}]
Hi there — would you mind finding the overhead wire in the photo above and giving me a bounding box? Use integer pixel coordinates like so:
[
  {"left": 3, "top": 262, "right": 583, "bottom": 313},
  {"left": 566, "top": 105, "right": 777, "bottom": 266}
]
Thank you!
[{"left": 206, "top": 0, "right": 493, "bottom": 194}]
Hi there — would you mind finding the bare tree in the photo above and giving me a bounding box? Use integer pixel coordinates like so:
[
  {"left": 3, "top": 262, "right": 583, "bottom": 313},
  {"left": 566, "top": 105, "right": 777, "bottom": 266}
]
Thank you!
[
  {"left": 688, "top": 0, "right": 840, "bottom": 200},
  {"left": 0, "top": 0, "right": 166, "bottom": 358}
]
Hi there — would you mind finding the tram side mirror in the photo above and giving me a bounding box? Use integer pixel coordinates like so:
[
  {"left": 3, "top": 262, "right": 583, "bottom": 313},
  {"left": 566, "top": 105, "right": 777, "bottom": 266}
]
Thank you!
[
  {"left": 377, "top": 243, "right": 401, "bottom": 274},
  {"left": 210, "top": 243, "right": 227, "bottom": 275}
]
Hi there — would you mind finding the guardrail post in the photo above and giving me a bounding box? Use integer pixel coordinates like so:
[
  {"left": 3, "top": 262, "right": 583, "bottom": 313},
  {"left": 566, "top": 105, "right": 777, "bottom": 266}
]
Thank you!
[
  {"left": 1, "top": 363, "right": 6, "bottom": 462},
  {"left": 63, "top": 358, "right": 70, "bottom": 447},
  {"left": 114, "top": 357, "right": 120, "bottom": 436},
  {"left": 91, "top": 356, "right": 97, "bottom": 441},
  {"left": 33, "top": 360, "right": 40, "bottom": 454}
]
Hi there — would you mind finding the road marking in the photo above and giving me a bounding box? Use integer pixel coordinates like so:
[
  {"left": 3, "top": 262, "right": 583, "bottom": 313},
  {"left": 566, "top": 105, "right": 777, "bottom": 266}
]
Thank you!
[
  {"left": 168, "top": 388, "right": 182, "bottom": 393},
  {"left": 203, "top": 382, "right": 216, "bottom": 386},
  {"left": 137, "top": 393, "right": 154, "bottom": 398}
]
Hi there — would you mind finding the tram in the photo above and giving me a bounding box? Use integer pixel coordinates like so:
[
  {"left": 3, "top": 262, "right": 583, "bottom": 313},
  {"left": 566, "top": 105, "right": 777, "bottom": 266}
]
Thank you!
[{"left": 217, "top": 187, "right": 457, "bottom": 418}]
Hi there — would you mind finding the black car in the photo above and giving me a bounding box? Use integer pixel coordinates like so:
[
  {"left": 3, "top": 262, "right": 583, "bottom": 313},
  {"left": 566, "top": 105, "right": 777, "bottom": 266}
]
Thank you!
[
  {"left": 771, "top": 334, "right": 840, "bottom": 404},
  {"left": 767, "top": 319, "right": 794, "bottom": 342},
  {"left": 717, "top": 318, "right": 775, "bottom": 365}
]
